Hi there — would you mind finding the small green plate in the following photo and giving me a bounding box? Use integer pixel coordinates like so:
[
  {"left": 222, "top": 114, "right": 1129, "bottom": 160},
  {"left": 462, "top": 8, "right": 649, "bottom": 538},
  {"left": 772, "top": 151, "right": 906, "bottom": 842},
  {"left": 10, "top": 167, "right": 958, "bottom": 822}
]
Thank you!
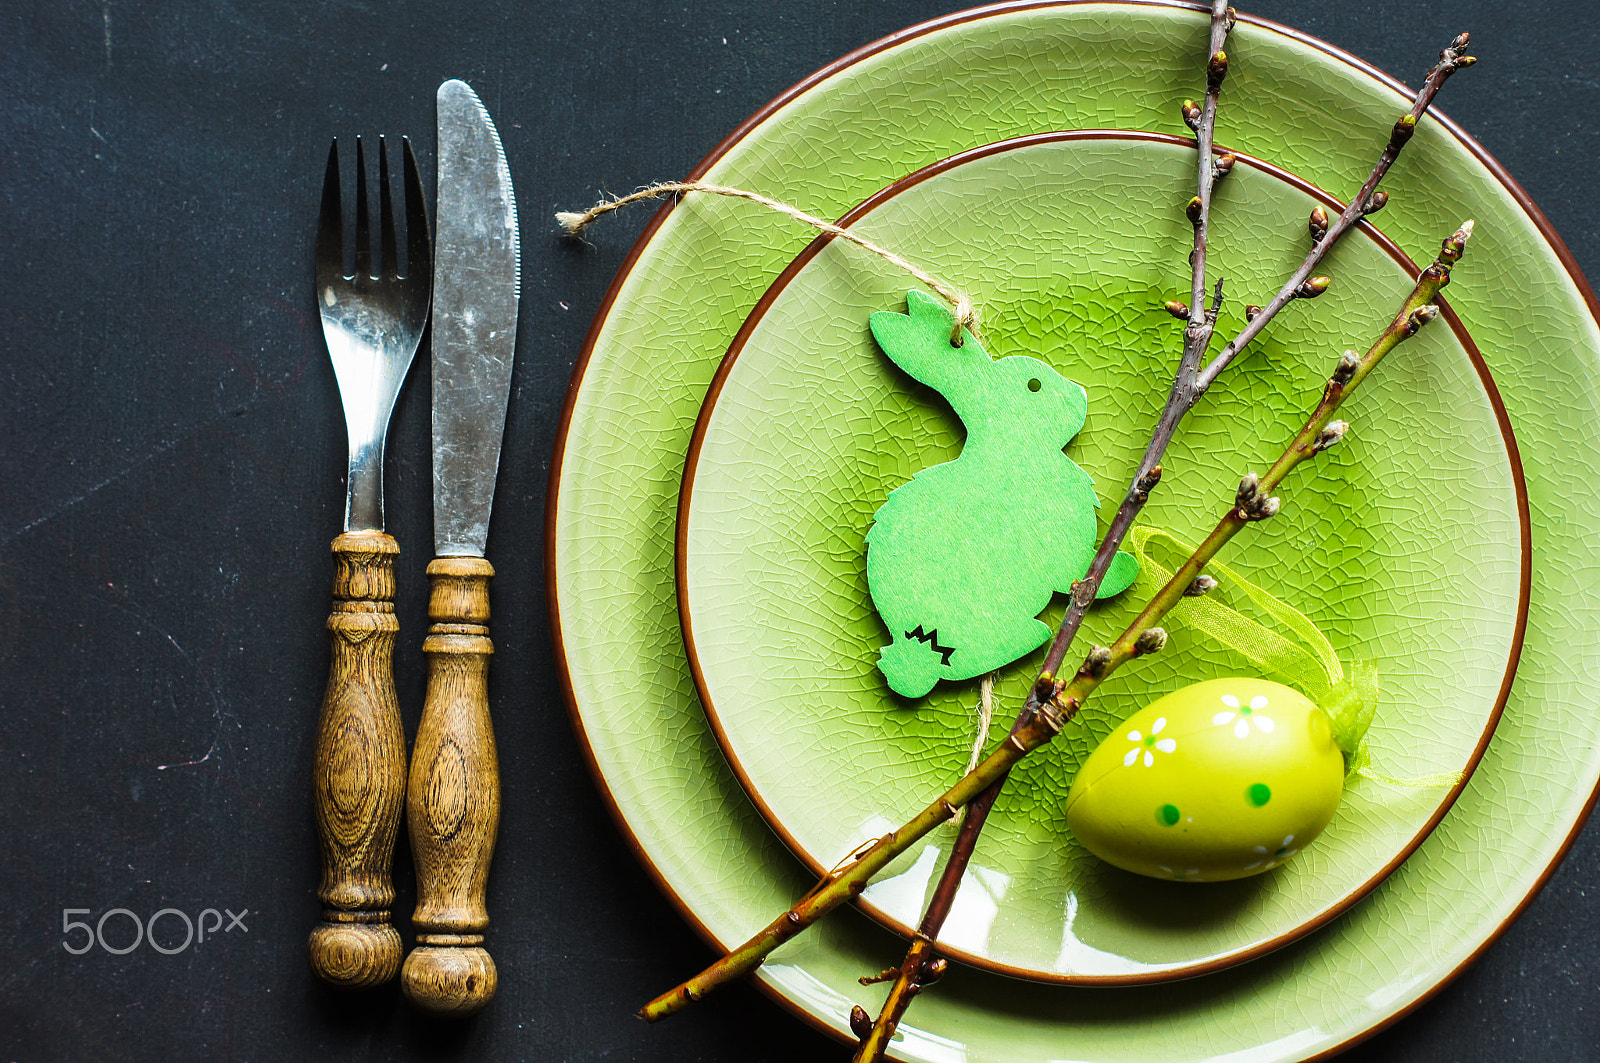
[
  {"left": 551, "top": 4, "right": 1598, "bottom": 1060},
  {"left": 678, "top": 131, "right": 1521, "bottom": 984}
]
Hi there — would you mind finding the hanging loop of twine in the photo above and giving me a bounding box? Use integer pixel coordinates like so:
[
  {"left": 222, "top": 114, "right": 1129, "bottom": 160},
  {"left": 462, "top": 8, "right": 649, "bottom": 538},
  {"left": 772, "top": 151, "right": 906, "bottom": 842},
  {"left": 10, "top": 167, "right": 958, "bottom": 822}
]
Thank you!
[{"left": 556, "top": 181, "right": 980, "bottom": 345}]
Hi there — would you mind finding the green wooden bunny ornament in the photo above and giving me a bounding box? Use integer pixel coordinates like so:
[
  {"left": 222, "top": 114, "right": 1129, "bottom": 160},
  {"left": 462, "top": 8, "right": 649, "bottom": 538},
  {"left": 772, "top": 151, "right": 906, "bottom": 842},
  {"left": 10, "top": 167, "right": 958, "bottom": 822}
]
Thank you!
[{"left": 866, "top": 290, "right": 1138, "bottom": 698}]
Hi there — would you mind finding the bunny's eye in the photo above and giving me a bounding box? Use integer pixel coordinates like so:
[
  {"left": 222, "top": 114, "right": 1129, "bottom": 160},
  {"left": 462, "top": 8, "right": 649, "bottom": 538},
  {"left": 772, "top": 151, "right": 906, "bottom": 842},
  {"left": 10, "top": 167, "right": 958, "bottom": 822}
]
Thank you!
[{"left": 1027, "top": 378, "right": 1042, "bottom": 392}]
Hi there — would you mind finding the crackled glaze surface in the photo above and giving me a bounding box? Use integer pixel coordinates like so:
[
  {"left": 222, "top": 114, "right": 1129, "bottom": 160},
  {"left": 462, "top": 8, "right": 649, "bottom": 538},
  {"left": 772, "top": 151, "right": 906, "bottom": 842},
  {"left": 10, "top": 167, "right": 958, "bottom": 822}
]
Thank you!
[
  {"left": 551, "top": 4, "right": 1597, "bottom": 1061},
  {"left": 679, "top": 133, "right": 1518, "bottom": 983}
]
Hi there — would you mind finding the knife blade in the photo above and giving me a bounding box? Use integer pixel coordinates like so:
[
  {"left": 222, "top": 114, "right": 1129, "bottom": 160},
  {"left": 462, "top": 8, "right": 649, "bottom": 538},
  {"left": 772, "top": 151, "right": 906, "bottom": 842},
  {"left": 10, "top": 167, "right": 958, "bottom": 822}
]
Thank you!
[{"left": 401, "top": 79, "right": 519, "bottom": 1018}]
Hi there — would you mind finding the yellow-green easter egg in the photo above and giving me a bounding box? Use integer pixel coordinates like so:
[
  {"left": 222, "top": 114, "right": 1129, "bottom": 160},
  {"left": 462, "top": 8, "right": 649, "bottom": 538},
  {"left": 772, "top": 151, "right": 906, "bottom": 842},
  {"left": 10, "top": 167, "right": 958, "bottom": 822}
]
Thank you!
[{"left": 1064, "top": 677, "right": 1345, "bottom": 882}]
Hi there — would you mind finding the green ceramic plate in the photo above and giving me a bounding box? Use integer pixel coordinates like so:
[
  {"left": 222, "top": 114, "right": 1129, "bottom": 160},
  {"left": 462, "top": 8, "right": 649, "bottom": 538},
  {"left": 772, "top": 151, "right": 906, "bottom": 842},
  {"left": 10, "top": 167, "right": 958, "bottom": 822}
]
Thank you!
[
  {"left": 677, "top": 130, "right": 1520, "bottom": 985},
  {"left": 551, "top": 3, "right": 1596, "bottom": 1060}
]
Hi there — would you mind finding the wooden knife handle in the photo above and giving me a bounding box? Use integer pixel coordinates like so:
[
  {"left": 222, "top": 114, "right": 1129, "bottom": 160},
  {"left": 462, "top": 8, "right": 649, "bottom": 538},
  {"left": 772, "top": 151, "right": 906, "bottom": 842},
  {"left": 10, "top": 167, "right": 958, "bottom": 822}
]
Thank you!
[
  {"left": 308, "top": 531, "right": 406, "bottom": 988},
  {"left": 402, "top": 556, "right": 500, "bottom": 1016}
]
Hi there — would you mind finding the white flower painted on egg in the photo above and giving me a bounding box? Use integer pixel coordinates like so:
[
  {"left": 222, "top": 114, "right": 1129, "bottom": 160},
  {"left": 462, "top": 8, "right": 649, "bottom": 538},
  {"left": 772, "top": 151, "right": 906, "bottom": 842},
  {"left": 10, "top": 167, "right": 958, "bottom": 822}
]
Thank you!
[
  {"left": 1212, "top": 692, "right": 1276, "bottom": 739},
  {"left": 1122, "top": 715, "right": 1177, "bottom": 767}
]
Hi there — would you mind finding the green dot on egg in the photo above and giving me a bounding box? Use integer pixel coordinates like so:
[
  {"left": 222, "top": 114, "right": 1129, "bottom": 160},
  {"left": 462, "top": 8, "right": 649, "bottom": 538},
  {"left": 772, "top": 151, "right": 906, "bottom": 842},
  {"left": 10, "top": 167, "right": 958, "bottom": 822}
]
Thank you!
[
  {"left": 1157, "top": 803, "right": 1180, "bottom": 826},
  {"left": 1247, "top": 783, "right": 1272, "bottom": 807}
]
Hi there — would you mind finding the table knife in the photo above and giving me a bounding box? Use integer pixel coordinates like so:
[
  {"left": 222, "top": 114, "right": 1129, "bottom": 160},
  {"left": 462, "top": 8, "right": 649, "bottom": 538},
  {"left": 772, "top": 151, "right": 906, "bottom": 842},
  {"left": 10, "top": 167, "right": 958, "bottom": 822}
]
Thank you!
[{"left": 401, "top": 79, "right": 520, "bottom": 1017}]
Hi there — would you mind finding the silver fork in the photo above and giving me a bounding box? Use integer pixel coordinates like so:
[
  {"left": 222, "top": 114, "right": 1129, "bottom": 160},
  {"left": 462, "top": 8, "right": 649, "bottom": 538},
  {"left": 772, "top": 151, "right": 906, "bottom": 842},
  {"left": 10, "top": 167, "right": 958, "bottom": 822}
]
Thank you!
[{"left": 307, "top": 135, "right": 431, "bottom": 988}]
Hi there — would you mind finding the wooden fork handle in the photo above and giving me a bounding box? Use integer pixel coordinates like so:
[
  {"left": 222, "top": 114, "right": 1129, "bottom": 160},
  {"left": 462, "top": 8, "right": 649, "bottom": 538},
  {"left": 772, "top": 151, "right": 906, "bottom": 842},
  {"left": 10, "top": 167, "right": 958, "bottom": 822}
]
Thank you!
[
  {"left": 402, "top": 556, "right": 501, "bottom": 1016},
  {"left": 308, "top": 531, "right": 407, "bottom": 987}
]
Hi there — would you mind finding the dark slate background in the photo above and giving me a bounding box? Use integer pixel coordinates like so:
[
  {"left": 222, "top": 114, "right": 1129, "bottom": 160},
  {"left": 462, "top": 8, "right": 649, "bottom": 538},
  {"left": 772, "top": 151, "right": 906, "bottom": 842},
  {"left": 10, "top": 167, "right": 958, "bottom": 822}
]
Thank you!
[{"left": 2, "top": 1, "right": 1595, "bottom": 1060}]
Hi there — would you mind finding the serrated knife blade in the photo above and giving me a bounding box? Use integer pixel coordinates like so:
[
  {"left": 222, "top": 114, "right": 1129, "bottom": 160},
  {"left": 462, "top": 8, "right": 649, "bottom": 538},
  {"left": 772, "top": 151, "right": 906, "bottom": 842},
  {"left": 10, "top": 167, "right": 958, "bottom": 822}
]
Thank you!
[
  {"left": 401, "top": 78, "right": 519, "bottom": 1018},
  {"left": 431, "top": 78, "right": 520, "bottom": 556}
]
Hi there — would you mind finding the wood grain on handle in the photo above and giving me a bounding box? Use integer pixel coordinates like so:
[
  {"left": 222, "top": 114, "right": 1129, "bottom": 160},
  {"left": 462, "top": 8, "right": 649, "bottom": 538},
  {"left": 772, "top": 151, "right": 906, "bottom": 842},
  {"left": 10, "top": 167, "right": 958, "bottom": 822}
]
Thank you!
[
  {"left": 402, "top": 556, "right": 501, "bottom": 1016},
  {"left": 309, "top": 531, "right": 406, "bottom": 988}
]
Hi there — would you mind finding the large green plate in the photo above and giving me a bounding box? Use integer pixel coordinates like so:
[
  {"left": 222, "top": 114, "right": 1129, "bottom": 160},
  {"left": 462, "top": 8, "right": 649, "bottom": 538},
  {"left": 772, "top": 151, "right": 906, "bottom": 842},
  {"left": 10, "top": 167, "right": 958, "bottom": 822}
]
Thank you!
[
  {"left": 677, "top": 131, "right": 1519, "bottom": 985},
  {"left": 550, "top": 3, "right": 1598, "bottom": 1060}
]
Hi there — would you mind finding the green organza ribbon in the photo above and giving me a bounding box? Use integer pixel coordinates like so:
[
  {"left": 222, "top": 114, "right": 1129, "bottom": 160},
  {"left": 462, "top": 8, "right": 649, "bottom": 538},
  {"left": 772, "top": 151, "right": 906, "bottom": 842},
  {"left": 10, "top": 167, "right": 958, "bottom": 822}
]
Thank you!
[{"left": 1130, "top": 526, "right": 1461, "bottom": 787}]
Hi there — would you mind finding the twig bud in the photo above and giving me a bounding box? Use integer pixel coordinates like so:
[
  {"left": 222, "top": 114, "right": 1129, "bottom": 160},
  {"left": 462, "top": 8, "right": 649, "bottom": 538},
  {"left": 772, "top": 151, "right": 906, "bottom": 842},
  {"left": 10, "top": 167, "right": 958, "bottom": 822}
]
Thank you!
[
  {"left": 1181, "top": 99, "right": 1202, "bottom": 131},
  {"left": 1332, "top": 349, "right": 1360, "bottom": 384},
  {"left": 1438, "top": 33, "right": 1475, "bottom": 73},
  {"left": 1207, "top": 50, "right": 1229, "bottom": 93},
  {"left": 921, "top": 957, "right": 948, "bottom": 985},
  {"left": 1130, "top": 464, "right": 1162, "bottom": 505},
  {"left": 1295, "top": 276, "right": 1331, "bottom": 299},
  {"left": 1363, "top": 190, "right": 1390, "bottom": 215},
  {"left": 1244, "top": 304, "right": 1263, "bottom": 322},
  {"left": 1404, "top": 304, "right": 1440, "bottom": 335},
  {"left": 1308, "top": 205, "right": 1329, "bottom": 244},
  {"left": 1134, "top": 628, "right": 1169, "bottom": 655},
  {"left": 1390, "top": 113, "right": 1417, "bottom": 151},
  {"left": 1224, "top": 6, "right": 1237, "bottom": 33},
  {"left": 1165, "top": 300, "right": 1190, "bottom": 321},
  {"left": 850, "top": 1005, "right": 873, "bottom": 1041},
  {"left": 1441, "top": 218, "right": 1474, "bottom": 264},
  {"left": 1186, "top": 196, "right": 1203, "bottom": 225},
  {"left": 1079, "top": 646, "right": 1113, "bottom": 679},
  {"left": 1032, "top": 670, "right": 1060, "bottom": 703},
  {"left": 1235, "top": 472, "right": 1280, "bottom": 520},
  {"left": 1312, "top": 420, "right": 1349, "bottom": 453},
  {"left": 1185, "top": 574, "right": 1218, "bottom": 597},
  {"left": 1213, "top": 152, "right": 1236, "bottom": 180}
]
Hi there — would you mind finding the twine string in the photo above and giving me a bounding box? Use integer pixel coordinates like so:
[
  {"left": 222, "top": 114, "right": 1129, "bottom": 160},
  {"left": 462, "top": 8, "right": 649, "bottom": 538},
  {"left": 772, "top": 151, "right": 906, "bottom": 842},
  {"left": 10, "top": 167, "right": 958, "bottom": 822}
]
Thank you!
[
  {"left": 557, "top": 181, "right": 979, "bottom": 344},
  {"left": 965, "top": 673, "right": 996, "bottom": 780}
]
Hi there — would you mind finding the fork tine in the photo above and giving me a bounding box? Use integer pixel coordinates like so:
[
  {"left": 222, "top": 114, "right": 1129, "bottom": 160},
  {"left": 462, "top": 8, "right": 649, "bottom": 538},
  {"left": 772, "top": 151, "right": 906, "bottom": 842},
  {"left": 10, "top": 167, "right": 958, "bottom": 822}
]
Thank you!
[
  {"left": 354, "top": 136, "right": 371, "bottom": 281},
  {"left": 378, "top": 136, "right": 398, "bottom": 280},
  {"left": 316, "top": 140, "right": 342, "bottom": 284},
  {"left": 401, "top": 137, "right": 430, "bottom": 281}
]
